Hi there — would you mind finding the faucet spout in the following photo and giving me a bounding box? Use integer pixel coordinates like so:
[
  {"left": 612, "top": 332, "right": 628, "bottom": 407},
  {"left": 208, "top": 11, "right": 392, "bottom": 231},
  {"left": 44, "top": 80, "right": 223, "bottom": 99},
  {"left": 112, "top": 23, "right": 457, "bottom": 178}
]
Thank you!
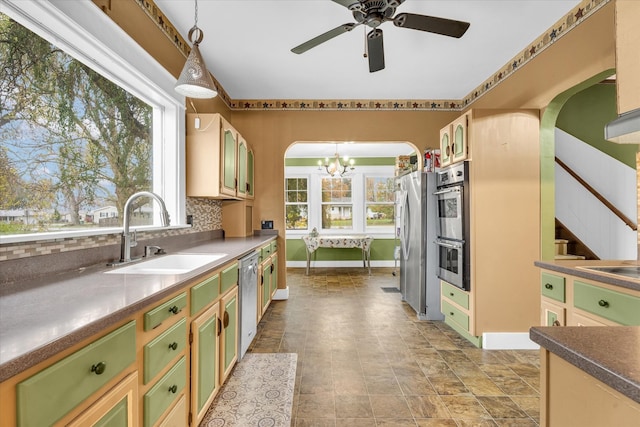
[{"left": 119, "top": 191, "right": 170, "bottom": 263}]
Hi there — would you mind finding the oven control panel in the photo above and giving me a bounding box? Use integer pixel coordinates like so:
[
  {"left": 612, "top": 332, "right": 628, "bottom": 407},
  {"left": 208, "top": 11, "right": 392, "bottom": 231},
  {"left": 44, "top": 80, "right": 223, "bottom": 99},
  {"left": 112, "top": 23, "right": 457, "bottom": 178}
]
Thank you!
[{"left": 437, "top": 162, "right": 466, "bottom": 187}]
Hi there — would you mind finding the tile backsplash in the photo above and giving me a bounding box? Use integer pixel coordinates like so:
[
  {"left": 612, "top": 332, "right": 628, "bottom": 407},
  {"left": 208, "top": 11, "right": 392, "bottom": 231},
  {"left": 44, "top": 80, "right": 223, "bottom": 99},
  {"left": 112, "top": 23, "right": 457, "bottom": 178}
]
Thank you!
[{"left": 0, "top": 198, "right": 222, "bottom": 262}]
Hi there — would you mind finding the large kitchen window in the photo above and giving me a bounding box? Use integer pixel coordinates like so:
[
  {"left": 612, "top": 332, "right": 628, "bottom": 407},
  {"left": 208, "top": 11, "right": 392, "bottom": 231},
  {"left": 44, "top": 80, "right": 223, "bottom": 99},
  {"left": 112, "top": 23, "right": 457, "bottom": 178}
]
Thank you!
[{"left": 0, "top": 1, "right": 184, "bottom": 242}]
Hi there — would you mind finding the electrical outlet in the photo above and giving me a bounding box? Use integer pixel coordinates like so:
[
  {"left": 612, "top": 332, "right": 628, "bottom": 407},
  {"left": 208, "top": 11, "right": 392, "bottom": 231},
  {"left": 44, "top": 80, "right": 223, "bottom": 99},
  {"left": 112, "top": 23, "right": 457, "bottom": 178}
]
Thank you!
[
  {"left": 194, "top": 117, "right": 200, "bottom": 129},
  {"left": 186, "top": 215, "right": 193, "bottom": 225}
]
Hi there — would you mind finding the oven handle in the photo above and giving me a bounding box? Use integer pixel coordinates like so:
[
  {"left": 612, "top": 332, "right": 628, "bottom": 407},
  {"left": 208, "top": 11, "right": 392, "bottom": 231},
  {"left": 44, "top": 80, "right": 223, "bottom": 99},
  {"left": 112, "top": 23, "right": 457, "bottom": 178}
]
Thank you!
[
  {"left": 433, "top": 186, "right": 461, "bottom": 196},
  {"left": 434, "top": 239, "right": 463, "bottom": 249}
]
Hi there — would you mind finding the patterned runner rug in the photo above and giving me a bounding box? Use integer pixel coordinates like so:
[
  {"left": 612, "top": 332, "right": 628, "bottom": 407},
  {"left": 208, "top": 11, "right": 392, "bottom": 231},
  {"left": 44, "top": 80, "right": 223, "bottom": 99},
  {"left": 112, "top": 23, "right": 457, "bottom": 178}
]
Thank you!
[{"left": 201, "top": 353, "right": 297, "bottom": 426}]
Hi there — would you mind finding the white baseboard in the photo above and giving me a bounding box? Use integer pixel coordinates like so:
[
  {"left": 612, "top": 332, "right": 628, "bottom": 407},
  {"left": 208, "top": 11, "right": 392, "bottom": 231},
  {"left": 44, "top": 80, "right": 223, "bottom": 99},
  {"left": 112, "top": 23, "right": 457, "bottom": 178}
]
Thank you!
[
  {"left": 272, "top": 287, "right": 289, "bottom": 300},
  {"left": 482, "top": 332, "right": 540, "bottom": 350},
  {"left": 286, "top": 260, "right": 397, "bottom": 268}
]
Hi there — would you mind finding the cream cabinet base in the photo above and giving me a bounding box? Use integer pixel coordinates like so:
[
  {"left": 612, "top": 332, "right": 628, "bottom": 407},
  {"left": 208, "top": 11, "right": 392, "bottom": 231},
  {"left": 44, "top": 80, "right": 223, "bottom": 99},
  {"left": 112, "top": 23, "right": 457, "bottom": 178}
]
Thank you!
[{"left": 541, "top": 351, "right": 640, "bottom": 427}]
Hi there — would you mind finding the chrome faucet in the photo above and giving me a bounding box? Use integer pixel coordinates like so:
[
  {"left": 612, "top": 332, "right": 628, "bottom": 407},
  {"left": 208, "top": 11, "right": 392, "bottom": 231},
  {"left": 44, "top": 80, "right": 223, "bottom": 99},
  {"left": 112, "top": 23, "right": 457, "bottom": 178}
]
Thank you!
[{"left": 118, "top": 191, "right": 170, "bottom": 263}]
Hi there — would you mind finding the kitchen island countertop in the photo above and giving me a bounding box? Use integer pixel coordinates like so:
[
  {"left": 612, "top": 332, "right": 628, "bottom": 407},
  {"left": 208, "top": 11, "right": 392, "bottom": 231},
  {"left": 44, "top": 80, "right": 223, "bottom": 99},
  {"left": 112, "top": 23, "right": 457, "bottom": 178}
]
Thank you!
[
  {"left": 530, "top": 326, "right": 640, "bottom": 404},
  {"left": 0, "top": 235, "right": 276, "bottom": 382}
]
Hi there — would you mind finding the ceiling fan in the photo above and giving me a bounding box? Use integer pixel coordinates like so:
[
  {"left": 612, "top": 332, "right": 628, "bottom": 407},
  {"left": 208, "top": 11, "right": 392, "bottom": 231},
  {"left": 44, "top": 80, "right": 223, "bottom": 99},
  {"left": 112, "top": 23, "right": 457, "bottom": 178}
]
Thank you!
[{"left": 291, "top": 0, "right": 470, "bottom": 73}]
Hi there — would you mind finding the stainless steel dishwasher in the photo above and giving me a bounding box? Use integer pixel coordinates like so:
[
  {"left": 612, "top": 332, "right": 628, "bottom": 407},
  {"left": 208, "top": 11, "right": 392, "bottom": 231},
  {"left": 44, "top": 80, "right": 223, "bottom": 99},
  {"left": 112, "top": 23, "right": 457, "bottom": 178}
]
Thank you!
[{"left": 238, "top": 250, "right": 259, "bottom": 359}]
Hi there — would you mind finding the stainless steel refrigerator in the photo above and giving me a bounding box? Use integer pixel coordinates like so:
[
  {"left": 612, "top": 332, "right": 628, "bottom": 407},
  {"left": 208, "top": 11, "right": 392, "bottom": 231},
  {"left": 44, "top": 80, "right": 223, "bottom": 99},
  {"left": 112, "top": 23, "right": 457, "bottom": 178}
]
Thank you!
[{"left": 397, "top": 171, "right": 443, "bottom": 320}]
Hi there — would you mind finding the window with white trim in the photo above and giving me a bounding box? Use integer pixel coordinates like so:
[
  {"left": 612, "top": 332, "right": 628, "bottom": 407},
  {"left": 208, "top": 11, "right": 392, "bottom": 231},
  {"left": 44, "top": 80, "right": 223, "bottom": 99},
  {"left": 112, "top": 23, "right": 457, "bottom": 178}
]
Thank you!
[
  {"left": 365, "top": 176, "right": 395, "bottom": 228},
  {"left": 321, "top": 177, "right": 353, "bottom": 230},
  {"left": 285, "top": 177, "right": 308, "bottom": 230},
  {"left": 0, "top": 1, "right": 185, "bottom": 242}
]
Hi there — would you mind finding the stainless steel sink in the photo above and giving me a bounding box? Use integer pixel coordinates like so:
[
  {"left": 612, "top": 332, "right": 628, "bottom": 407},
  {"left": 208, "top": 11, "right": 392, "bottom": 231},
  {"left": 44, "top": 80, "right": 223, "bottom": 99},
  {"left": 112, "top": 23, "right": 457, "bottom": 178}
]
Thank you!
[
  {"left": 105, "top": 253, "right": 227, "bottom": 275},
  {"left": 579, "top": 266, "right": 640, "bottom": 280}
]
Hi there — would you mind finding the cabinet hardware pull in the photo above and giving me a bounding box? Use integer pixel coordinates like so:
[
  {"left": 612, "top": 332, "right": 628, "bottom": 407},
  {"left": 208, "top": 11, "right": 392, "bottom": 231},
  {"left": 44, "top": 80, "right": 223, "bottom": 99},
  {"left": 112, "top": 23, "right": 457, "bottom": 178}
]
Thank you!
[
  {"left": 449, "top": 292, "right": 454, "bottom": 296},
  {"left": 168, "top": 305, "right": 179, "bottom": 314},
  {"left": 91, "top": 361, "right": 107, "bottom": 375},
  {"left": 544, "top": 283, "right": 553, "bottom": 289},
  {"left": 168, "top": 385, "right": 178, "bottom": 394},
  {"left": 552, "top": 320, "right": 561, "bottom": 326},
  {"left": 450, "top": 312, "right": 454, "bottom": 316},
  {"left": 169, "top": 342, "right": 178, "bottom": 351},
  {"left": 223, "top": 311, "right": 230, "bottom": 328},
  {"left": 270, "top": 264, "right": 274, "bottom": 273},
  {"left": 217, "top": 317, "right": 222, "bottom": 337},
  {"left": 598, "top": 299, "right": 609, "bottom": 307}
]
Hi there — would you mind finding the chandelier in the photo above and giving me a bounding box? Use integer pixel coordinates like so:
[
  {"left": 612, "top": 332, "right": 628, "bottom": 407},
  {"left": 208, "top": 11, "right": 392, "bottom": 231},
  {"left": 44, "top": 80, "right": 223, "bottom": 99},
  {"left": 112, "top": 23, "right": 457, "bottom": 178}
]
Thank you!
[{"left": 318, "top": 143, "right": 355, "bottom": 177}]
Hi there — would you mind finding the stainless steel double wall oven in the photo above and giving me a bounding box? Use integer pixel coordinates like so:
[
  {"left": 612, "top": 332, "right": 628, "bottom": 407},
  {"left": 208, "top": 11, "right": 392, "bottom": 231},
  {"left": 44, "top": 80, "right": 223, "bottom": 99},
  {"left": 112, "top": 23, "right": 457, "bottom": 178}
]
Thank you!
[{"left": 434, "top": 162, "right": 470, "bottom": 291}]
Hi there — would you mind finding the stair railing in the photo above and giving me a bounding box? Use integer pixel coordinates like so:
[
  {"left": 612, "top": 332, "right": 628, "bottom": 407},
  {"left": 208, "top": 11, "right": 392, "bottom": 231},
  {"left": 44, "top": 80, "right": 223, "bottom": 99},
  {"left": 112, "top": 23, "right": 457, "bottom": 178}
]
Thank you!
[{"left": 555, "top": 156, "right": 637, "bottom": 231}]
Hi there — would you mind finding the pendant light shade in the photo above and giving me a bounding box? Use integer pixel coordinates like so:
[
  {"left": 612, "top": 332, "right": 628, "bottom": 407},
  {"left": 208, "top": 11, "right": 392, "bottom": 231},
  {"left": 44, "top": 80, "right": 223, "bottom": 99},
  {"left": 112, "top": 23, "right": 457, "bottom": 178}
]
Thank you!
[{"left": 175, "top": 1, "right": 217, "bottom": 99}]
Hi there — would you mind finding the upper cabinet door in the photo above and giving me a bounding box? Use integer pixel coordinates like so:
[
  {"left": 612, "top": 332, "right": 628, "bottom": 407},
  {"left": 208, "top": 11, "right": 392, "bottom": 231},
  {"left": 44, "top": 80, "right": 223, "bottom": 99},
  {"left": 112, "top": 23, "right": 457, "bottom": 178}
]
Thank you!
[
  {"left": 451, "top": 114, "right": 469, "bottom": 163},
  {"left": 246, "top": 147, "right": 254, "bottom": 199},
  {"left": 220, "top": 118, "right": 238, "bottom": 197},
  {"left": 440, "top": 125, "right": 452, "bottom": 167},
  {"left": 237, "top": 137, "right": 248, "bottom": 198}
]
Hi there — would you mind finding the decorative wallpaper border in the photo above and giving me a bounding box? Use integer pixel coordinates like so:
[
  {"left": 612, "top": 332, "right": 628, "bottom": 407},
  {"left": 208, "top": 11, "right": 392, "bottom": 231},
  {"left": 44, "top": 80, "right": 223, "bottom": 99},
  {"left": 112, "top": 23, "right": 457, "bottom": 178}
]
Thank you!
[{"left": 137, "top": 0, "right": 609, "bottom": 111}]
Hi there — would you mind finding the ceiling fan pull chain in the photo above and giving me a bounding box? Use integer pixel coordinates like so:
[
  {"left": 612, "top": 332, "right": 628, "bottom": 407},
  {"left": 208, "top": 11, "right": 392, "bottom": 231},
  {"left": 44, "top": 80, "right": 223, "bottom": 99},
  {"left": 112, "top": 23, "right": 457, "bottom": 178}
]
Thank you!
[{"left": 363, "top": 25, "right": 368, "bottom": 58}]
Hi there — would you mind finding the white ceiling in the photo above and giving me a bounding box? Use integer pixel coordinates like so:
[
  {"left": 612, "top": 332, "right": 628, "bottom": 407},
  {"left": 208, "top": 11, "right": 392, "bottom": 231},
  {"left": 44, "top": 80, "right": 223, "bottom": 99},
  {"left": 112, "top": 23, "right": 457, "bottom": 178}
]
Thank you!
[{"left": 154, "top": 0, "right": 581, "bottom": 100}]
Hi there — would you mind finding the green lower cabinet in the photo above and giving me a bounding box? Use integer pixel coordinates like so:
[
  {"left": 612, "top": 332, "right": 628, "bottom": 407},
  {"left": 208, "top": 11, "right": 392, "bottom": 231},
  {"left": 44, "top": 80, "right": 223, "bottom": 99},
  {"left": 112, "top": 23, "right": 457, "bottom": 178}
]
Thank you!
[
  {"left": 191, "top": 302, "right": 220, "bottom": 422},
  {"left": 574, "top": 281, "right": 640, "bottom": 325},
  {"left": 270, "top": 254, "right": 278, "bottom": 298},
  {"left": 221, "top": 288, "right": 238, "bottom": 383},
  {"left": 143, "top": 318, "right": 187, "bottom": 384},
  {"left": 261, "top": 260, "right": 272, "bottom": 315},
  {"left": 16, "top": 321, "right": 136, "bottom": 427},
  {"left": 94, "top": 395, "right": 129, "bottom": 427},
  {"left": 143, "top": 356, "right": 186, "bottom": 427}
]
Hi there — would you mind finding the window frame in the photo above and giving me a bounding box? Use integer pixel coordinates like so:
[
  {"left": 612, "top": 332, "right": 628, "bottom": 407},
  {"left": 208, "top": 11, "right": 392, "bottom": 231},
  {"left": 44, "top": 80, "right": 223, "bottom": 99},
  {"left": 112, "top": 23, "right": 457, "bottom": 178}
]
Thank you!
[
  {"left": 284, "top": 165, "right": 395, "bottom": 238},
  {"left": 364, "top": 174, "right": 396, "bottom": 232},
  {"left": 0, "top": 0, "right": 187, "bottom": 244},
  {"left": 285, "top": 175, "right": 310, "bottom": 231}
]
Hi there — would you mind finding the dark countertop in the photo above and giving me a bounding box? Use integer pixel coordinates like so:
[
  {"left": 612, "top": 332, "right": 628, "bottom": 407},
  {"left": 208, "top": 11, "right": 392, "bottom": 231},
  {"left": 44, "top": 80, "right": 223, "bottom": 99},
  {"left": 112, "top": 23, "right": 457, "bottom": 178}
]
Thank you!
[
  {"left": 530, "top": 326, "right": 640, "bottom": 404},
  {"left": 0, "top": 235, "right": 275, "bottom": 382},
  {"left": 534, "top": 259, "right": 640, "bottom": 292}
]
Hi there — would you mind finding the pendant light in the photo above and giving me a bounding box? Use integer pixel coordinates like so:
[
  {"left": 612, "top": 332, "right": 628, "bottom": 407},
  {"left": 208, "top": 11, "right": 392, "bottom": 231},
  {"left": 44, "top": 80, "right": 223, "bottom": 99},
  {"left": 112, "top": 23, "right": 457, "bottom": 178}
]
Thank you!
[{"left": 175, "top": 0, "right": 218, "bottom": 99}]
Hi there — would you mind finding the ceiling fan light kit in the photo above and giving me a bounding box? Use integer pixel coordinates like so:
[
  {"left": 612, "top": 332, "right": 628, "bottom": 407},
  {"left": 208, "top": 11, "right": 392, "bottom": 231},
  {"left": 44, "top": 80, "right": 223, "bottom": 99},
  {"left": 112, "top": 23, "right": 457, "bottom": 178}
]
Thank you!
[
  {"left": 175, "top": 0, "right": 218, "bottom": 99},
  {"left": 291, "top": 0, "right": 470, "bottom": 73}
]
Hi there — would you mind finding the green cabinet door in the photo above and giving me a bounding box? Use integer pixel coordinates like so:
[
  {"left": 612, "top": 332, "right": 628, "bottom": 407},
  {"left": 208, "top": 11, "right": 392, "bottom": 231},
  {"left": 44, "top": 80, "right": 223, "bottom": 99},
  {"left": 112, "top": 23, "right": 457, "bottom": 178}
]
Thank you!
[
  {"left": 93, "top": 395, "right": 129, "bottom": 427},
  {"left": 247, "top": 147, "right": 254, "bottom": 198},
  {"left": 270, "top": 254, "right": 278, "bottom": 298},
  {"left": 221, "top": 126, "right": 237, "bottom": 196},
  {"left": 261, "top": 260, "right": 271, "bottom": 314},
  {"left": 440, "top": 131, "right": 451, "bottom": 165},
  {"left": 220, "top": 288, "right": 238, "bottom": 382},
  {"left": 191, "top": 302, "right": 220, "bottom": 422},
  {"left": 237, "top": 138, "right": 247, "bottom": 197}
]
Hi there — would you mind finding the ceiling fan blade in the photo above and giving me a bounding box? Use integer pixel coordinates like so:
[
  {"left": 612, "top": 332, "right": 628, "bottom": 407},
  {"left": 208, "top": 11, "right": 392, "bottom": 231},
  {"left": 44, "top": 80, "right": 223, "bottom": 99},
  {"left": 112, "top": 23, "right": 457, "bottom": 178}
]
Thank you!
[
  {"left": 367, "top": 28, "right": 385, "bottom": 73},
  {"left": 291, "top": 23, "right": 358, "bottom": 54},
  {"left": 331, "top": 0, "right": 363, "bottom": 11},
  {"left": 393, "top": 13, "right": 470, "bottom": 38}
]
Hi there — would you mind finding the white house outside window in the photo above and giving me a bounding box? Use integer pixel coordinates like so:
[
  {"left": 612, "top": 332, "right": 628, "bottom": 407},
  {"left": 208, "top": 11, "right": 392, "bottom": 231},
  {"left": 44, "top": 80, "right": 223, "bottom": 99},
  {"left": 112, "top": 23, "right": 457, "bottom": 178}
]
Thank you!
[{"left": 321, "top": 177, "right": 353, "bottom": 230}]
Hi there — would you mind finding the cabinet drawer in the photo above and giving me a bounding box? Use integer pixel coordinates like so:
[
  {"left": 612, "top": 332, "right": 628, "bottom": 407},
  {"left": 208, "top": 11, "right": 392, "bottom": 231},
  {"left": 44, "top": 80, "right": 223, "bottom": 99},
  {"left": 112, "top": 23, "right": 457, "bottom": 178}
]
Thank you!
[
  {"left": 16, "top": 321, "right": 136, "bottom": 427},
  {"left": 220, "top": 262, "right": 238, "bottom": 294},
  {"left": 260, "top": 244, "right": 272, "bottom": 260},
  {"left": 144, "top": 318, "right": 187, "bottom": 384},
  {"left": 144, "top": 293, "right": 187, "bottom": 331},
  {"left": 144, "top": 356, "right": 187, "bottom": 427},
  {"left": 270, "top": 240, "right": 277, "bottom": 254},
  {"left": 574, "top": 281, "right": 640, "bottom": 325},
  {"left": 441, "top": 281, "right": 469, "bottom": 310},
  {"left": 441, "top": 299, "right": 469, "bottom": 331},
  {"left": 540, "top": 272, "right": 566, "bottom": 302},
  {"left": 191, "top": 273, "right": 220, "bottom": 316}
]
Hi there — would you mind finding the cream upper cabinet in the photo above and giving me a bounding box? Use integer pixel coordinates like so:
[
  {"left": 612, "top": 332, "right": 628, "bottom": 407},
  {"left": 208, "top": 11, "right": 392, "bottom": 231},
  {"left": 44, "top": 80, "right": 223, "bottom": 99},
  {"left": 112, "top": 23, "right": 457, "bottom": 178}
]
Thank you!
[
  {"left": 186, "top": 113, "right": 253, "bottom": 200},
  {"left": 439, "top": 113, "right": 469, "bottom": 167},
  {"left": 615, "top": 0, "right": 640, "bottom": 113}
]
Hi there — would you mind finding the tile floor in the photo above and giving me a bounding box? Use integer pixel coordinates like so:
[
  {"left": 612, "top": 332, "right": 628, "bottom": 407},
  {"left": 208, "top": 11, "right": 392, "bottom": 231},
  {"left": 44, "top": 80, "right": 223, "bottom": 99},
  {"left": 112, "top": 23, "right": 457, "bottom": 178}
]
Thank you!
[{"left": 248, "top": 267, "right": 541, "bottom": 427}]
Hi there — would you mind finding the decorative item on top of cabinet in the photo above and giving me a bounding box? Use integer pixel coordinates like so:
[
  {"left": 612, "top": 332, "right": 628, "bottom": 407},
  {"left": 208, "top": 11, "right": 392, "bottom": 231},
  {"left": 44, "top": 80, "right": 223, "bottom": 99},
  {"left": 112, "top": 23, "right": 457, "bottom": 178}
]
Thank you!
[{"left": 186, "top": 113, "right": 254, "bottom": 200}]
